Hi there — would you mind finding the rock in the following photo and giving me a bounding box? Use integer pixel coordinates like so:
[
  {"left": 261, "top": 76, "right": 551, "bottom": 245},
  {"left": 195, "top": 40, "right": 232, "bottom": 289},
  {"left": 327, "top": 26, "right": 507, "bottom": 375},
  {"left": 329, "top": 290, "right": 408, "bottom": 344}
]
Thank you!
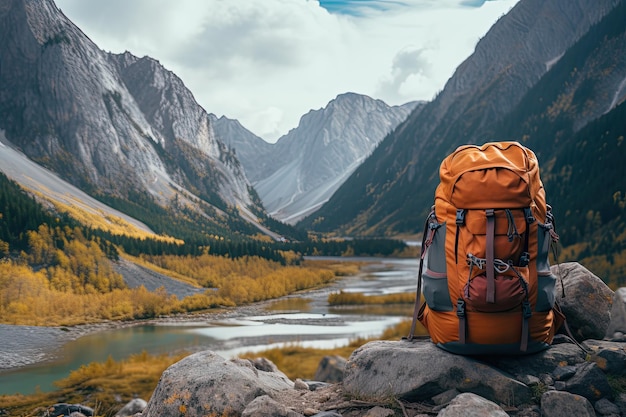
[
  {"left": 607, "top": 288, "right": 626, "bottom": 337},
  {"left": 432, "top": 389, "right": 460, "bottom": 405},
  {"left": 313, "top": 355, "right": 346, "bottom": 383},
  {"left": 304, "top": 381, "right": 329, "bottom": 391},
  {"left": 252, "top": 357, "right": 282, "bottom": 373},
  {"left": 517, "top": 374, "right": 541, "bottom": 386},
  {"left": 241, "top": 395, "right": 303, "bottom": 417},
  {"left": 343, "top": 340, "right": 530, "bottom": 406},
  {"left": 363, "top": 406, "right": 394, "bottom": 417},
  {"left": 436, "top": 392, "right": 508, "bottom": 417},
  {"left": 541, "top": 390, "right": 596, "bottom": 416},
  {"left": 141, "top": 351, "right": 294, "bottom": 417},
  {"left": 294, "top": 378, "right": 309, "bottom": 390},
  {"left": 556, "top": 362, "right": 613, "bottom": 401},
  {"left": 586, "top": 339, "right": 626, "bottom": 375},
  {"left": 552, "top": 262, "right": 613, "bottom": 340},
  {"left": 478, "top": 342, "right": 586, "bottom": 377},
  {"left": 515, "top": 405, "right": 541, "bottom": 417},
  {"left": 594, "top": 398, "right": 621, "bottom": 415},
  {"left": 615, "top": 393, "right": 626, "bottom": 416},
  {"left": 45, "top": 403, "right": 94, "bottom": 417},
  {"left": 114, "top": 398, "right": 147, "bottom": 417},
  {"left": 552, "top": 365, "right": 577, "bottom": 381}
]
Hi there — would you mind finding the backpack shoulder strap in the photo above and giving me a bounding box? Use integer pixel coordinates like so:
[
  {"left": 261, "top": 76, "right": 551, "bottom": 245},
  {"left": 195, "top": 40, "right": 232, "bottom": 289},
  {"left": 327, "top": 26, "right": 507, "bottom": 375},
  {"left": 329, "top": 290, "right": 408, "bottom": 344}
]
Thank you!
[{"left": 405, "top": 210, "right": 436, "bottom": 341}]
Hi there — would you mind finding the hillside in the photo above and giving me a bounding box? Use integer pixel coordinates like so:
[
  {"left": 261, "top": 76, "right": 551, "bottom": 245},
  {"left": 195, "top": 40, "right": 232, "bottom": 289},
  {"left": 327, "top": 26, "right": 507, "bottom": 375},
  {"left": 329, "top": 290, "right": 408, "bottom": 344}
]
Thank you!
[
  {"left": 0, "top": 0, "right": 284, "bottom": 242},
  {"left": 300, "top": 0, "right": 626, "bottom": 282}
]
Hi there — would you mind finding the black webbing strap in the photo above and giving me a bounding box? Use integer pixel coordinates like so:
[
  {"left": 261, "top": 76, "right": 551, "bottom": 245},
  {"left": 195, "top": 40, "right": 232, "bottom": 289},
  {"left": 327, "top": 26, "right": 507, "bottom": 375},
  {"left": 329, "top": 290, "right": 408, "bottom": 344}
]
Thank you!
[
  {"left": 406, "top": 212, "right": 433, "bottom": 341},
  {"left": 485, "top": 209, "right": 496, "bottom": 304},
  {"left": 510, "top": 264, "right": 531, "bottom": 352},
  {"left": 520, "top": 300, "right": 531, "bottom": 352},
  {"left": 454, "top": 209, "right": 465, "bottom": 264},
  {"left": 457, "top": 299, "right": 467, "bottom": 344}
]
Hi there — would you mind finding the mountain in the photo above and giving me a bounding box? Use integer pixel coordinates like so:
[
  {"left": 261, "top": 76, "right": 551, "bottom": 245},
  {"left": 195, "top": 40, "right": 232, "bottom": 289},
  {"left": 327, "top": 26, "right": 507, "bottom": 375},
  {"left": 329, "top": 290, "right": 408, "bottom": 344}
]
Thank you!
[
  {"left": 301, "top": 0, "right": 626, "bottom": 281},
  {"left": 0, "top": 0, "right": 269, "bottom": 239},
  {"left": 221, "top": 93, "right": 420, "bottom": 224},
  {"left": 302, "top": 0, "right": 623, "bottom": 234}
]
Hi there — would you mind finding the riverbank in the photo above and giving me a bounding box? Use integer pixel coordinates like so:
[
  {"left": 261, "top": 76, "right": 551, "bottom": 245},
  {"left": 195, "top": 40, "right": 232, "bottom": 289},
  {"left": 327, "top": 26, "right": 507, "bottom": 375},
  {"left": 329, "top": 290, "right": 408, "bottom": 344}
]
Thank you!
[
  {"left": 0, "top": 300, "right": 280, "bottom": 371},
  {"left": 0, "top": 257, "right": 418, "bottom": 374}
]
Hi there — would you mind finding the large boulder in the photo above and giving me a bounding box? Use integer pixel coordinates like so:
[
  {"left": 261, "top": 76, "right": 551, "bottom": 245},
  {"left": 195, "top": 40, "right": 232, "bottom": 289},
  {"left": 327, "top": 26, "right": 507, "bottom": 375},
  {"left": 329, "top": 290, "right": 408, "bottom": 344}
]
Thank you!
[
  {"left": 141, "top": 351, "right": 294, "bottom": 417},
  {"left": 606, "top": 287, "right": 626, "bottom": 339},
  {"left": 553, "top": 262, "right": 613, "bottom": 340},
  {"left": 541, "top": 391, "right": 596, "bottom": 417},
  {"left": 343, "top": 340, "right": 531, "bottom": 406}
]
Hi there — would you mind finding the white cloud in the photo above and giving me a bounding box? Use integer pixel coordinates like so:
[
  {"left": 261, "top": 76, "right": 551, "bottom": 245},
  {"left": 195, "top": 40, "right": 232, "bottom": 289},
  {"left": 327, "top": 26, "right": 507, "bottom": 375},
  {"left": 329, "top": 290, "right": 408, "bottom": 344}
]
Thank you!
[{"left": 56, "top": 0, "right": 518, "bottom": 142}]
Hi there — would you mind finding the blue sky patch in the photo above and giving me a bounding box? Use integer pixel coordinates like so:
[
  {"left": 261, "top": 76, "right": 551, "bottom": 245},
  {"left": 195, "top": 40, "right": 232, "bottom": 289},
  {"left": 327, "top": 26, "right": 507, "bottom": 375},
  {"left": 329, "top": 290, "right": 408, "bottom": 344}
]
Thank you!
[
  {"left": 461, "top": 0, "right": 488, "bottom": 6},
  {"left": 318, "top": 0, "right": 406, "bottom": 16}
]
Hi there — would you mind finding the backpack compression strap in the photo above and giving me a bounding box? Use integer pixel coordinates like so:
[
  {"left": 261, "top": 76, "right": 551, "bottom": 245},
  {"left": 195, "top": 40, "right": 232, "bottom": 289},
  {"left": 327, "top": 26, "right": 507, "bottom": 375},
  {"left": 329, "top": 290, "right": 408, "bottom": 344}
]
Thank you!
[{"left": 485, "top": 209, "right": 496, "bottom": 304}]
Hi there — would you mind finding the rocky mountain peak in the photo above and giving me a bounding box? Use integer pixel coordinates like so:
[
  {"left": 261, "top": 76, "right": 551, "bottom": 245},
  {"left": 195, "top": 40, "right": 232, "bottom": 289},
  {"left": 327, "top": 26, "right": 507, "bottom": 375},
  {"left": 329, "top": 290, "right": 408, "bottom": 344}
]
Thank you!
[
  {"left": 0, "top": 0, "right": 261, "bottom": 231},
  {"left": 226, "top": 92, "right": 421, "bottom": 224}
]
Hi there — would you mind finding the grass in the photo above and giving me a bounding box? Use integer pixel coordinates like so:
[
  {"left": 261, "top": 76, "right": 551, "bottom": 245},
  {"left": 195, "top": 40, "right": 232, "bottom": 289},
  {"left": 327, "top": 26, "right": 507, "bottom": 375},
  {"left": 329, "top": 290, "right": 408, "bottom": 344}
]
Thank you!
[
  {"left": 0, "top": 351, "right": 188, "bottom": 417},
  {"left": 328, "top": 290, "right": 415, "bottom": 306}
]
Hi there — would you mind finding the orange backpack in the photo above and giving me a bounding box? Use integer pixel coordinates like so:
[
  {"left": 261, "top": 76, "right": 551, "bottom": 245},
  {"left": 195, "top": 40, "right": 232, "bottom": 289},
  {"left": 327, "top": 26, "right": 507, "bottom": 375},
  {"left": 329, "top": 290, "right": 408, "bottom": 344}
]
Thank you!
[{"left": 408, "top": 141, "right": 562, "bottom": 355}]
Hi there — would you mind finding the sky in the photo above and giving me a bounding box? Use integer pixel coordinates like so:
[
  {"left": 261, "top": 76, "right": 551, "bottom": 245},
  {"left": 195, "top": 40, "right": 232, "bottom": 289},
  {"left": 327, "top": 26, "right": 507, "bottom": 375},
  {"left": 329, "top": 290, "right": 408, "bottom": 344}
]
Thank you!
[{"left": 55, "top": 0, "right": 519, "bottom": 143}]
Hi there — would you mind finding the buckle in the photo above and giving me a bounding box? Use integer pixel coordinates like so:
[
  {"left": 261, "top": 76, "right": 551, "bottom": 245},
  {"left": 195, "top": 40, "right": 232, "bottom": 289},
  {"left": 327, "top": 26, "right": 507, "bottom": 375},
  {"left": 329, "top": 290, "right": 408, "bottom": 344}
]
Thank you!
[
  {"left": 456, "top": 299, "right": 466, "bottom": 318},
  {"left": 456, "top": 209, "right": 466, "bottom": 226}
]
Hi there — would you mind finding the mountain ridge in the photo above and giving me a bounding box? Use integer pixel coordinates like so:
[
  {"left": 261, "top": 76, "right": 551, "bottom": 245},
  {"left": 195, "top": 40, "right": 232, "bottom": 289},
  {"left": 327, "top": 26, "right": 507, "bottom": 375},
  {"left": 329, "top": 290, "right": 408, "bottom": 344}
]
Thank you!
[
  {"left": 0, "top": 0, "right": 271, "bottom": 239},
  {"left": 301, "top": 0, "right": 624, "bottom": 236},
  {"left": 224, "top": 92, "right": 421, "bottom": 224}
]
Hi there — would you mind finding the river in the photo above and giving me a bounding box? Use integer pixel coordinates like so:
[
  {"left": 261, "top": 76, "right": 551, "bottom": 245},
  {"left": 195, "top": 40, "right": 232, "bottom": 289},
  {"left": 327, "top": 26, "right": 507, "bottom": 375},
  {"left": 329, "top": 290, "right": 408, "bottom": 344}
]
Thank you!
[{"left": 0, "top": 257, "right": 418, "bottom": 395}]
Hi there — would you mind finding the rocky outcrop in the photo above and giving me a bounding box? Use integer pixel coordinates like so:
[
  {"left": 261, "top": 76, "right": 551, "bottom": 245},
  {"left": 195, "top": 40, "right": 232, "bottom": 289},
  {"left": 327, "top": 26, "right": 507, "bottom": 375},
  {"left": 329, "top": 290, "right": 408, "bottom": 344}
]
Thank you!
[
  {"left": 553, "top": 262, "right": 614, "bottom": 340},
  {"left": 134, "top": 262, "right": 624, "bottom": 416},
  {"left": 137, "top": 337, "right": 625, "bottom": 417},
  {"left": 141, "top": 352, "right": 294, "bottom": 417}
]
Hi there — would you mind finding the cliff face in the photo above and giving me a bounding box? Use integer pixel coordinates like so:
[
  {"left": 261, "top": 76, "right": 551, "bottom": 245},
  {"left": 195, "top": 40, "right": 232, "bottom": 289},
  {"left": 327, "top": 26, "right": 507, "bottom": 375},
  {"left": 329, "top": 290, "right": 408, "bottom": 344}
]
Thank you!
[{"left": 0, "top": 0, "right": 260, "bottom": 225}]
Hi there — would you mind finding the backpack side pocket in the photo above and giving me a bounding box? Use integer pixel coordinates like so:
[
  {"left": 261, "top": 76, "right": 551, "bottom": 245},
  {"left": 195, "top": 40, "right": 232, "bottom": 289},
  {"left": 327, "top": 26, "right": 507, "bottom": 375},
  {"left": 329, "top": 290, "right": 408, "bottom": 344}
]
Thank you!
[{"left": 422, "top": 221, "right": 453, "bottom": 311}]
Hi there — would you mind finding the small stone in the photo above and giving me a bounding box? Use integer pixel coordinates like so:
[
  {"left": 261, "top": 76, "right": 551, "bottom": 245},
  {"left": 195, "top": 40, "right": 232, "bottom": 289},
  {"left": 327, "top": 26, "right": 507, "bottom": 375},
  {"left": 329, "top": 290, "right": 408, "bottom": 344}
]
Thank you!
[
  {"left": 363, "top": 406, "right": 394, "bottom": 417},
  {"left": 518, "top": 374, "right": 541, "bottom": 386},
  {"left": 594, "top": 398, "right": 620, "bottom": 415},
  {"left": 294, "top": 378, "right": 309, "bottom": 390},
  {"left": 432, "top": 389, "right": 460, "bottom": 405},
  {"left": 552, "top": 365, "right": 577, "bottom": 381}
]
